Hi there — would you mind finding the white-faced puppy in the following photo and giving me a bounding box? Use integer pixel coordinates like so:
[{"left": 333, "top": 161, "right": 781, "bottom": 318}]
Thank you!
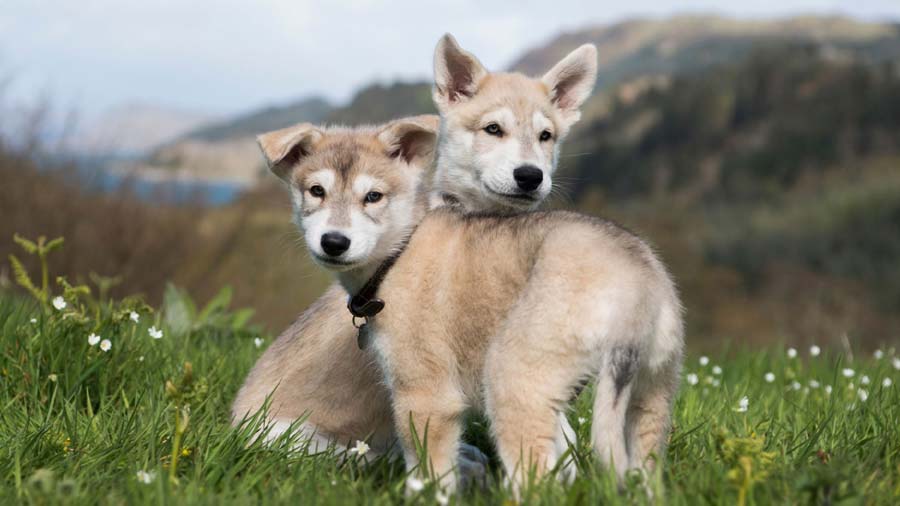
[
  {"left": 232, "top": 33, "right": 601, "bottom": 484},
  {"left": 289, "top": 132, "right": 684, "bottom": 495},
  {"left": 429, "top": 34, "right": 597, "bottom": 212}
]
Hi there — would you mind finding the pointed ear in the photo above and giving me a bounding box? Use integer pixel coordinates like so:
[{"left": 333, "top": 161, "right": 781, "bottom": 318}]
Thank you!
[
  {"left": 257, "top": 123, "right": 322, "bottom": 181},
  {"left": 433, "top": 33, "right": 488, "bottom": 109},
  {"left": 377, "top": 115, "right": 440, "bottom": 168},
  {"left": 542, "top": 44, "right": 597, "bottom": 126}
]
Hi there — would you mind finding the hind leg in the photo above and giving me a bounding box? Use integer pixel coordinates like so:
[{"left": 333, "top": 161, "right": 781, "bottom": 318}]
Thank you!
[
  {"left": 626, "top": 359, "right": 680, "bottom": 471},
  {"left": 591, "top": 347, "right": 638, "bottom": 479}
]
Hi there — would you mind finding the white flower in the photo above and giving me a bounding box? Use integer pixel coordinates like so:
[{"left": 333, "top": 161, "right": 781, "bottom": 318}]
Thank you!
[
  {"left": 787, "top": 348, "right": 797, "bottom": 359},
  {"left": 52, "top": 296, "right": 67, "bottom": 311},
  {"left": 883, "top": 378, "right": 893, "bottom": 388},
  {"left": 148, "top": 326, "right": 163, "bottom": 339},
  {"left": 860, "top": 375, "right": 870, "bottom": 386},
  {"left": 48, "top": 374, "right": 57, "bottom": 382},
  {"left": 857, "top": 389, "right": 868, "bottom": 402},
  {"left": 88, "top": 333, "right": 101, "bottom": 346},
  {"left": 809, "top": 345, "right": 821, "bottom": 357},
  {"left": 577, "top": 417, "right": 587, "bottom": 425},
  {"left": 791, "top": 381, "right": 801, "bottom": 391},
  {"left": 893, "top": 357, "right": 900, "bottom": 371},
  {"left": 874, "top": 349, "right": 884, "bottom": 360},
  {"left": 764, "top": 372, "right": 775, "bottom": 383},
  {"left": 254, "top": 337, "right": 264, "bottom": 348},
  {"left": 348, "top": 440, "right": 370, "bottom": 456},
  {"left": 737, "top": 396, "right": 749, "bottom": 412},
  {"left": 436, "top": 491, "right": 449, "bottom": 505},
  {"left": 712, "top": 365, "right": 722, "bottom": 375},
  {"left": 129, "top": 311, "right": 140, "bottom": 323},
  {"left": 30, "top": 317, "right": 37, "bottom": 324},
  {"left": 139, "top": 356, "right": 145, "bottom": 362},
  {"left": 711, "top": 378, "right": 721, "bottom": 388},
  {"left": 686, "top": 373, "right": 699, "bottom": 385},
  {"left": 99, "top": 339, "right": 111, "bottom": 352},
  {"left": 407, "top": 477, "right": 425, "bottom": 492},
  {"left": 699, "top": 356, "right": 709, "bottom": 366},
  {"left": 825, "top": 385, "right": 833, "bottom": 395},
  {"left": 135, "top": 470, "right": 155, "bottom": 484},
  {"left": 842, "top": 368, "right": 855, "bottom": 378},
  {"left": 809, "top": 380, "right": 820, "bottom": 389}
]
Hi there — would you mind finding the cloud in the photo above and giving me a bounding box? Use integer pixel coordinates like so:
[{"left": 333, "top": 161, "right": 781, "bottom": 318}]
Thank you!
[{"left": 2, "top": 0, "right": 898, "bottom": 118}]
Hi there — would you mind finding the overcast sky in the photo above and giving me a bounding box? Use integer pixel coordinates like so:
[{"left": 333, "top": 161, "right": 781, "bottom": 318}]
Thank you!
[{"left": 2, "top": 0, "right": 899, "bottom": 119}]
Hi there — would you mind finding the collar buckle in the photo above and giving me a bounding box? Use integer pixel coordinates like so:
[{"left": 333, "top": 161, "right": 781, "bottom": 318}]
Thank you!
[{"left": 348, "top": 294, "right": 386, "bottom": 319}]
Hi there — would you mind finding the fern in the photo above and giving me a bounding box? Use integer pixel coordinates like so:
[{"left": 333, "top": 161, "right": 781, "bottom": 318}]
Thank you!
[
  {"left": 8, "top": 254, "right": 44, "bottom": 301},
  {"left": 8, "top": 233, "right": 66, "bottom": 306},
  {"left": 12, "top": 234, "right": 38, "bottom": 254}
]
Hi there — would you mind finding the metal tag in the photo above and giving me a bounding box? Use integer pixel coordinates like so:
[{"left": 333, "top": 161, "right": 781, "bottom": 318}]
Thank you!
[{"left": 357, "top": 323, "right": 371, "bottom": 350}]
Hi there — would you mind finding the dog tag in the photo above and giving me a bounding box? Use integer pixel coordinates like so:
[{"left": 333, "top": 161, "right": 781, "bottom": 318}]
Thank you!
[{"left": 357, "top": 323, "right": 371, "bottom": 350}]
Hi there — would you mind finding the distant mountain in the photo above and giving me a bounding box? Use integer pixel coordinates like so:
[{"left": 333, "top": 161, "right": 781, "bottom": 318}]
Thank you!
[
  {"left": 176, "top": 81, "right": 434, "bottom": 139},
  {"left": 72, "top": 103, "right": 218, "bottom": 156},
  {"left": 324, "top": 81, "right": 434, "bottom": 125},
  {"left": 510, "top": 15, "right": 900, "bottom": 87},
  {"left": 565, "top": 43, "right": 900, "bottom": 202},
  {"left": 133, "top": 15, "right": 900, "bottom": 185},
  {"left": 182, "top": 97, "right": 333, "bottom": 142},
  {"left": 136, "top": 83, "right": 434, "bottom": 185}
]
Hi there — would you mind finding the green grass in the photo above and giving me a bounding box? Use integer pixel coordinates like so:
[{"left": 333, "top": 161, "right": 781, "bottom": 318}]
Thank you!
[{"left": 1, "top": 290, "right": 898, "bottom": 505}]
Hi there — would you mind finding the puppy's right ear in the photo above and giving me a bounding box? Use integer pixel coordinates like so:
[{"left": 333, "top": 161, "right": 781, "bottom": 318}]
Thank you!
[
  {"left": 257, "top": 123, "right": 322, "bottom": 181},
  {"left": 433, "top": 34, "right": 488, "bottom": 109},
  {"left": 377, "top": 115, "right": 440, "bottom": 169}
]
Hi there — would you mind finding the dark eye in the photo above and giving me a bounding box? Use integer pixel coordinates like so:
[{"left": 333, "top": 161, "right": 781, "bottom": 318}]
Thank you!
[
  {"left": 484, "top": 123, "right": 503, "bottom": 136},
  {"left": 309, "top": 185, "right": 325, "bottom": 198},
  {"left": 365, "top": 191, "right": 383, "bottom": 204},
  {"left": 539, "top": 130, "right": 552, "bottom": 142}
]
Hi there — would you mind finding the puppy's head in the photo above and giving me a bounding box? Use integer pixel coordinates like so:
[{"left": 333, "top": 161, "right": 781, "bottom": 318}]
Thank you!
[
  {"left": 258, "top": 116, "right": 439, "bottom": 272},
  {"left": 432, "top": 34, "right": 597, "bottom": 212}
]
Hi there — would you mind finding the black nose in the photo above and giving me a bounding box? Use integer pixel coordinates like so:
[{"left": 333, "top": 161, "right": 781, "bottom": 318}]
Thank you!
[
  {"left": 513, "top": 165, "right": 543, "bottom": 192},
  {"left": 320, "top": 232, "right": 351, "bottom": 257}
]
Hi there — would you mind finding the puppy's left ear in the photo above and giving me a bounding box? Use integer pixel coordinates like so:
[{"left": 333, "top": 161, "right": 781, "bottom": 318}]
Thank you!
[
  {"left": 377, "top": 115, "right": 440, "bottom": 169},
  {"left": 542, "top": 44, "right": 598, "bottom": 128}
]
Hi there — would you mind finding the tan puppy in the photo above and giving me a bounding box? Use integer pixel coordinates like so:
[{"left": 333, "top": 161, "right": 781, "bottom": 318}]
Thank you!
[
  {"left": 282, "top": 129, "right": 683, "bottom": 494},
  {"left": 231, "top": 117, "right": 437, "bottom": 458},
  {"left": 232, "top": 33, "right": 599, "bottom": 478}
]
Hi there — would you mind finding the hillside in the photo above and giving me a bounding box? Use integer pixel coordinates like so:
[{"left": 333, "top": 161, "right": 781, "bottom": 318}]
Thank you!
[
  {"left": 137, "top": 83, "right": 434, "bottom": 184},
  {"left": 181, "top": 97, "right": 333, "bottom": 142},
  {"left": 510, "top": 15, "right": 900, "bottom": 85},
  {"left": 324, "top": 81, "right": 434, "bottom": 125},
  {"left": 565, "top": 43, "right": 900, "bottom": 343}
]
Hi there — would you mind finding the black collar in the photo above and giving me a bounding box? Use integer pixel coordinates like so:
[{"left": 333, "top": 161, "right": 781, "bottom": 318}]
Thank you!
[{"left": 346, "top": 239, "right": 410, "bottom": 320}]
